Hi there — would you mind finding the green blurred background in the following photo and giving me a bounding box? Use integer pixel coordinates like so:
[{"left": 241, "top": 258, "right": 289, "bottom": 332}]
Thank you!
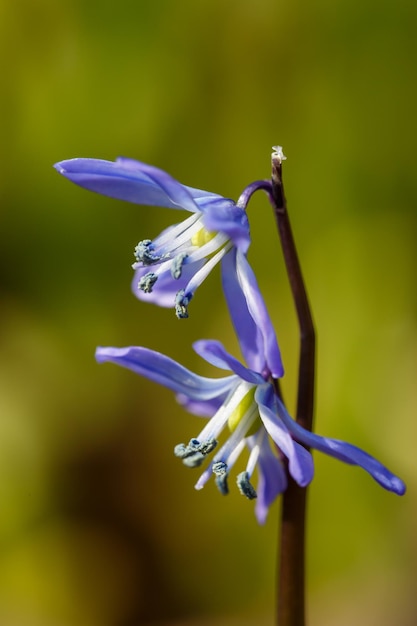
[{"left": 0, "top": 0, "right": 416, "bottom": 624}]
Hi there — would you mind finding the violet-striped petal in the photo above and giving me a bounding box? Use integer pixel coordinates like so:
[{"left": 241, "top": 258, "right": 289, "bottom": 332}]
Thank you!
[
  {"left": 176, "top": 393, "right": 225, "bottom": 418},
  {"left": 96, "top": 346, "right": 236, "bottom": 400},
  {"left": 221, "top": 248, "right": 266, "bottom": 374},
  {"left": 54, "top": 157, "right": 201, "bottom": 213},
  {"left": 253, "top": 436, "right": 287, "bottom": 524},
  {"left": 202, "top": 201, "right": 250, "bottom": 253},
  {"left": 256, "top": 385, "right": 314, "bottom": 487},
  {"left": 275, "top": 396, "right": 406, "bottom": 495},
  {"left": 193, "top": 339, "right": 264, "bottom": 384},
  {"left": 235, "top": 250, "right": 284, "bottom": 378}
]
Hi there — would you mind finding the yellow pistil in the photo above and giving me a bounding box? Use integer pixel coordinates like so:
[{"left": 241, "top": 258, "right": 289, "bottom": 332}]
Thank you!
[
  {"left": 191, "top": 227, "right": 217, "bottom": 247},
  {"left": 228, "top": 388, "right": 261, "bottom": 437}
]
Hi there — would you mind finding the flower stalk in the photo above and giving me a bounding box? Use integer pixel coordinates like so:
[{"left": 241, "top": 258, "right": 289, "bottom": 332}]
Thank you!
[{"left": 270, "top": 147, "right": 315, "bottom": 626}]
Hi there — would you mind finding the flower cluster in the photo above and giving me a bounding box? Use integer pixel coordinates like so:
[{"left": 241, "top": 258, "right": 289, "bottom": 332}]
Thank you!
[{"left": 54, "top": 152, "right": 405, "bottom": 523}]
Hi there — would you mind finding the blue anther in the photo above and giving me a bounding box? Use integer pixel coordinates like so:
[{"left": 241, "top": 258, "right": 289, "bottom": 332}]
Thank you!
[
  {"left": 171, "top": 252, "right": 188, "bottom": 279},
  {"left": 197, "top": 438, "right": 218, "bottom": 455},
  {"left": 174, "top": 443, "right": 188, "bottom": 458},
  {"left": 237, "top": 471, "right": 257, "bottom": 500},
  {"left": 174, "top": 441, "right": 198, "bottom": 459},
  {"left": 175, "top": 290, "right": 192, "bottom": 319},
  {"left": 182, "top": 452, "right": 205, "bottom": 467},
  {"left": 215, "top": 473, "right": 229, "bottom": 496},
  {"left": 134, "top": 240, "right": 161, "bottom": 265},
  {"left": 138, "top": 272, "right": 158, "bottom": 293},
  {"left": 188, "top": 438, "right": 201, "bottom": 450},
  {"left": 212, "top": 461, "right": 228, "bottom": 476}
]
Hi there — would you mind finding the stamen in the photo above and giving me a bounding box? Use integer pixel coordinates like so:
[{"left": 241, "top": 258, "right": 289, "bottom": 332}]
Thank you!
[
  {"left": 138, "top": 272, "right": 158, "bottom": 293},
  {"left": 215, "top": 473, "right": 229, "bottom": 495},
  {"left": 171, "top": 252, "right": 188, "bottom": 279},
  {"left": 151, "top": 212, "right": 201, "bottom": 254},
  {"left": 134, "top": 239, "right": 162, "bottom": 265},
  {"left": 183, "top": 243, "right": 231, "bottom": 298},
  {"left": 174, "top": 441, "right": 205, "bottom": 467},
  {"left": 237, "top": 471, "right": 257, "bottom": 500},
  {"left": 183, "top": 452, "right": 205, "bottom": 467},
  {"left": 196, "top": 381, "right": 252, "bottom": 445},
  {"left": 212, "top": 461, "right": 228, "bottom": 476},
  {"left": 189, "top": 438, "right": 200, "bottom": 448},
  {"left": 174, "top": 443, "right": 189, "bottom": 458},
  {"left": 186, "top": 231, "right": 229, "bottom": 264},
  {"left": 197, "top": 438, "right": 218, "bottom": 455},
  {"left": 175, "top": 290, "right": 192, "bottom": 319},
  {"left": 174, "top": 438, "right": 217, "bottom": 460},
  {"left": 213, "top": 461, "right": 229, "bottom": 495}
]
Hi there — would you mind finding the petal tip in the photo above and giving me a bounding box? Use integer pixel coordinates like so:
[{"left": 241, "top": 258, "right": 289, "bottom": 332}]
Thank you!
[
  {"left": 53, "top": 162, "right": 65, "bottom": 174},
  {"left": 392, "top": 478, "right": 406, "bottom": 496}
]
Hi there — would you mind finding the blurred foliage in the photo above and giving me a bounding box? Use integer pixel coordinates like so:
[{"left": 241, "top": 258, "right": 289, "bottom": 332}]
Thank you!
[{"left": 0, "top": 0, "right": 416, "bottom": 624}]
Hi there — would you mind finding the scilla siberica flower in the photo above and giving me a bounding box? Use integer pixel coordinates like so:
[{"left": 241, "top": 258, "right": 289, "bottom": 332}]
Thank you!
[
  {"left": 54, "top": 156, "right": 258, "bottom": 318},
  {"left": 95, "top": 250, "right": 406, "bottom": 524}
]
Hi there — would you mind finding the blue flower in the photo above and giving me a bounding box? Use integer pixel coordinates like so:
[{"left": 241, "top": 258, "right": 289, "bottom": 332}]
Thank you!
[
  {"left": 95, "top": 257, "right": 405, "bottom": 523},
  {"left": 54, "top": 156, "right": 255, "bottom": 318}
]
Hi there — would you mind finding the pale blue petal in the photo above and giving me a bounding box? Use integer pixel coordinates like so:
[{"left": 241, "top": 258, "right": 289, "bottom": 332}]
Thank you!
[
  {"left": 184, "top": 186, "right": 228, "bottom": 203},
  {"left": 256, "top": 385, "right": 314, "bottom": 487},
  {"left": 176, "top": 393, "right": 225, "bottom": 417},
  {"left": 254, "top": 437, "right": 287, "bottom": 524},
  {"left": 221, "top": 248, "right": 266, "bottom": 373},
  {"left": 202, "top": 201, "right": 250, "bottom": 252},
  {"left": 236, "top": 250, "right": 284, "bottom": 378},
  {"left": 275, "top": 397, "right": 406, "bottom": 495},
  {"left": 96, "top": 346, "right": 236, "bottom": 400},
  {"left": 54, "top": 157, "right": 200, "bottom": 213},
  {"left": 193, "top": 339, "right": 264, "bottom": 384}
]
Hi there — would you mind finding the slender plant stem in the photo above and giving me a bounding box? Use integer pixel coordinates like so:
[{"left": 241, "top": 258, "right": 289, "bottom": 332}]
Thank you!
[{"left": 269, "top": 150, "right": 316, "bottom": 626}]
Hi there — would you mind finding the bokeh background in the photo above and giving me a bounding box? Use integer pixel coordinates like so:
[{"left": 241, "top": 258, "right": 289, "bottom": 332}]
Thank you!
[{"left": 1, "top": 0, "right": 416, "bottom": 624}]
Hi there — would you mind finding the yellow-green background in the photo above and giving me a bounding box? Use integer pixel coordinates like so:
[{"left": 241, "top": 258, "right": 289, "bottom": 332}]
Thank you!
[{"left": 1, "top": 0, "right": 415, "bottom": 624}]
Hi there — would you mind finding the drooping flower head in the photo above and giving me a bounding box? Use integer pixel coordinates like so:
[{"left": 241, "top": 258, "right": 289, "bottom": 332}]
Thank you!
[
  {"left": 95, "top": 252, "right": 406, "bottom": 523},
  {"left": 54, "top": 156, "right": 261, "bottom": 318}
]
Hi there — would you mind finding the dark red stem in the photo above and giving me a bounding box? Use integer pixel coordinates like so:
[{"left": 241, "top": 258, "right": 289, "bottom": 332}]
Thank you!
[{"left": 270, "top": 151, "right": 316, "bottom": 626}]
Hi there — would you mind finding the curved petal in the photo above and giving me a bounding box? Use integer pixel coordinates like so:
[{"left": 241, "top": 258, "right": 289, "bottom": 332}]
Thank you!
[
  {"left": 54, "top": 157, "right": 201, "bottom": 213},
  {"left": 256, "top": 385, "right": 314, "bottom": 487},
  {"left": 275, "top": 397, "right": 406, "bottom": 495},
  {"left": 221, "top": 248, "right": 266, "bottom": 373},
  {"left": 202, "top": 200, "right": 250, "bottom": 252},
  {"left": 96, "top": 346, "right": 236, "bottom": 400},
  {"left": 176, "top": 392, "right": 225, "bottom": 417},
  {"left": 193, "top": 339, "right": 264, "bottom": 384},
  {"left": 253, "top": 436, "right": 287, "bottom": 524},
  {"left": 236, "top": 250, "right": 284, "bottom": 378},
  {"left": 185, "top": 186, "right": 233, "bottom": 205}
]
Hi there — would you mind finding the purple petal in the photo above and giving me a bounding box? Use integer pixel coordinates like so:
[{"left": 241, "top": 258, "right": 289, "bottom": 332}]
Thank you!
[
  {"left": 176, "top": 393, "right": 225, "bottom": 417},
  {"left": 193, "top": 339, "right": 264, "bottom": 384},
  {"left": 221, "top": 249, "right": 266, "bottom": 373},
  {"left": 54, "top": 157, "right": 201, "bottom": 213},
  {"left": 248, "top": 435, "right": 287, "bottom": 524},
  {"left": 202, "top": 200, "right": 250, "bottom": 252},
  {"left": 184, "top": 186, "right": 228, "bottom": 203},
  {"left": 236, "top": 250, "right": 284, "bottom": 378},
  {"left": 256, "top": 385, "right": 314, "bottom": 487},
  {"left": 96, "top": 346, "right": 235, "bottom": 400},
  {"left": 275, "top": 397, "right": 406, "bottom": 495}
]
